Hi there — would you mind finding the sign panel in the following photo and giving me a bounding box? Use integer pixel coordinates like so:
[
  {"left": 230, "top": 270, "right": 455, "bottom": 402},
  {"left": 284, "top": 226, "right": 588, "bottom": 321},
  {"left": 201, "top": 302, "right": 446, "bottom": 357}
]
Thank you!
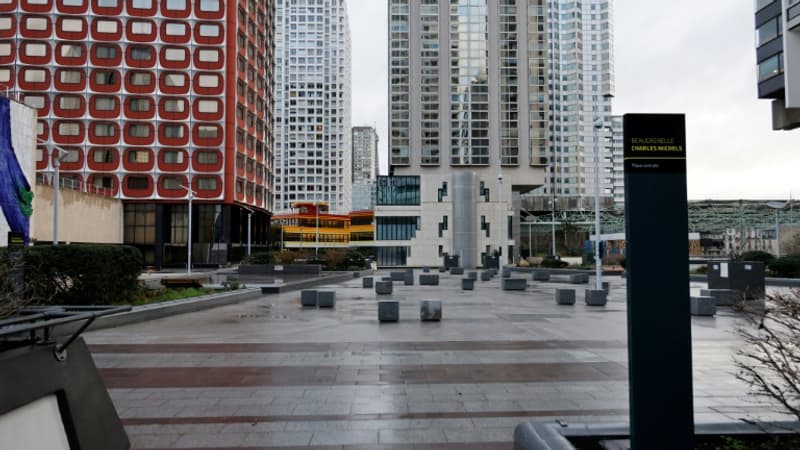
[
  {"left": 623, "top": 113, "right": 694, "bottom": 450},
  {"left": 624, "top": 114, "right": 686, "bottom": 173}
]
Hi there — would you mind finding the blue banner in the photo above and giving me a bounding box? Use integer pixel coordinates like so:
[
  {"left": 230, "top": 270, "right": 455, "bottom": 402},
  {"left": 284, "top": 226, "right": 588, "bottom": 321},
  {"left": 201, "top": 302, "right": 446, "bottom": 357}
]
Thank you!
[{"left": 0, "top": 97, "right": 33, "bottom": 244}]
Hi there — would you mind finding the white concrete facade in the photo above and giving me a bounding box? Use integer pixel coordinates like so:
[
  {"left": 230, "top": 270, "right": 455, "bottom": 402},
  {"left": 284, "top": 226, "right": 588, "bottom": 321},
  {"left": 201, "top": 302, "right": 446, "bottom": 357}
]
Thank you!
[{"left": 273, "top": 0, "right": 352, "bottom": 214}]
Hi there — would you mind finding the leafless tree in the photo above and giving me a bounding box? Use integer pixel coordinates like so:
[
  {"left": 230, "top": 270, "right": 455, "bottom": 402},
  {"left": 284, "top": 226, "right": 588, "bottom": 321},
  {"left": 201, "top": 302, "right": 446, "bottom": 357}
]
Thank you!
[
  {"left": 735, "top": 290, "right": 800, "bottom": 420},
  {"left": 0, "top": 252, "right": 52, "bottom": 320}
]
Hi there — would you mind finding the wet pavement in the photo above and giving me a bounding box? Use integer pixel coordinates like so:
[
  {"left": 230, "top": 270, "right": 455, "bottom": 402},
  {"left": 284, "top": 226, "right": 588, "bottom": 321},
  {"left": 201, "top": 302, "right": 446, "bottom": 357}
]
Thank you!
[{"left": 84, "top": 270, "right": 793, "bottom": 449}]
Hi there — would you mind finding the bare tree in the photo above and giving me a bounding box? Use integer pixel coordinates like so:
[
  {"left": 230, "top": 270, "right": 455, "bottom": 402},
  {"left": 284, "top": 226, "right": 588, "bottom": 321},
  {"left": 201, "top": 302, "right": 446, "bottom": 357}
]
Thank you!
[
  {"left": 735, "top": 290, "right": 800, "bottom": 420},
  {"left": 0, "top": 251, "right": 52, "bottom": 320}
]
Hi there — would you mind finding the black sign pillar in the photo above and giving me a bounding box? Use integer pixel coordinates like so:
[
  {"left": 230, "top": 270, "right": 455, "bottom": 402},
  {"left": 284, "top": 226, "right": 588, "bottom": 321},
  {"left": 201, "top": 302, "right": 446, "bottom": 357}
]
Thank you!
[{"left": 623, "top": 114, "right": 694, "bottom": 449}]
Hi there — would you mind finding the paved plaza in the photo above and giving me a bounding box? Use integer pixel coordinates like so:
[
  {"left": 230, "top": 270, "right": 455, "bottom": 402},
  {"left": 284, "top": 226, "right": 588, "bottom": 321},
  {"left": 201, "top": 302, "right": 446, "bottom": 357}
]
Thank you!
[{"left": 84, "top": 270, "right": 794, "bottom": 449}]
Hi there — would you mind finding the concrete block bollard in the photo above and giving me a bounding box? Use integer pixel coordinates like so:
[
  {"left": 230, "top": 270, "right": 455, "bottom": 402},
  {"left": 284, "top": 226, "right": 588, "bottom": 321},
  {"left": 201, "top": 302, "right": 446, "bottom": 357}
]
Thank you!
[
  {"left": 532, "top": 271, "right": 550, "bottom": 281},
  {"left": 375, "top": 281, "right": 393, "bottom": 295},
  {"left": 502, "top": 269, "right": 511, "bottom": 278},
  {"left": 690, "top": 296, "right": 716, "bottom": 316},
  {"left": 419, "top": 274, "right": 440, "bottom": 286},
  {"left": 378, "top": 301, "right": 399, "bottom": 322},
  {"left": 419, "top": 300, "right": 442, "bottom": 321},
  {"left": 584, "top": 289, "right": 607, "bottom": 306},
  {"left": 462, "top": 278, "right": 475, "bottom": 290},
  {"left": 390, "top": 271, "right": 406, "bottom": 282},
  {"left": 423, "top": 267, "right": 430, "bottom": 273},
  {"left": 700, "top": 289, "right": 740, "bottom": 307},
  {"left": 569, "top": 273, "right": 589, "bottom": 284},
  {"left": 301, "top": 290, "right": 317, "bottom": 307},
  {"left": 480, "top": 271, "right": 492, "bottom": 281},
  {"left": 438, "top": 266, "right": 447, "bottom": 273},
  {"left": 362, "top": 277, "right": 374, "bottom": 288},
  {"left": 450, "top": 267, "right": 464, "bottom": 275},
  {"left": 502, "top": 278, "right": 527, "bottom": 291},
  {"left": 317, "top": 291, "right": 335, "bottom": 308},
  {"left": 381, "top": 276, "right": 393, "bottom": 282},
  {"left": 602, "top": 281, "right": 610, "bottom": 295},
  {"left": 555, "top": 288, "right": 576, "bottom": 305},
  {"left": 404, "top": 270, "right": 414, "bottom": 286},
  {"left": 467, "top": 271, "right": 478, "bottom": 280}
]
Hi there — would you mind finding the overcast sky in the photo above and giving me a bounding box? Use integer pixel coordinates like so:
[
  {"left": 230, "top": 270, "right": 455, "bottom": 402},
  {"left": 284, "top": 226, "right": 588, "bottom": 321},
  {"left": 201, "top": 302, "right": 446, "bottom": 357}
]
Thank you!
[{"left": 347, "top": 0, "right": 799, "bottom": 201}]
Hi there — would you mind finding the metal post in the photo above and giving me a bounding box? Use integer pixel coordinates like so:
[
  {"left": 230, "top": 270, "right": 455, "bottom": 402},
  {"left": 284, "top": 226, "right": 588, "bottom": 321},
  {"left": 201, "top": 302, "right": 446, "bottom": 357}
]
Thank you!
[
  {"left": 497, "top": 174, "right": 503, "bottom": 268},
  {"left": 593, "top": 118, "right": 603, "bottom": 290},
  {"left": 315, "top": 202, "right": 319, "bottom": 259},
  {"left": 528, "top": 221, "right": 532, "bottom": 259},
  {"left": 247, "top": 211, "right": 253, "bottom": 256},
  {"left": 776, "top": 209, "right": 781, "bottom": 258},
  {"left": 187, "top": 188, "right": 193, "bottom": 274},
  {"left": 53, "top": 156, "right": 60, "bottom": 245}
]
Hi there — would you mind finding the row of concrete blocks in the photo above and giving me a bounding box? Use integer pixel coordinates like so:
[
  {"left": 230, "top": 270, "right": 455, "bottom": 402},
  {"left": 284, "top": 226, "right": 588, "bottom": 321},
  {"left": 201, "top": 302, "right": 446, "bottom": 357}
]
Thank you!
[
  {"left": 690, "top": 288, "right": 756, "bottom": 317},
  {"left": 300, "top": 290, "right": 336, "bottom": 308},
  {"left": 378, "top": 300, "right": 442, "bottom": 322},
  {"left": 532, "top": 271, "right": 591, "bottom": 284},
  {"left": 554, "top": 288, "right": 608, "bottom": 306}
]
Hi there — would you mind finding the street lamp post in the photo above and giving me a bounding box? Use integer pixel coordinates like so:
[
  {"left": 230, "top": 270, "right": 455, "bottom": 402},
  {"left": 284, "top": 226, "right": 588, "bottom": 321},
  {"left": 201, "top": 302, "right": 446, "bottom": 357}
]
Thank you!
[
  {"left": 497, "top": 174, "right": 504, "bottom": 269},
  {"left": 241, "top": 206, "right": 254, "bottom": 257},
  {"left": 315, "top": 202, "right": 319, "bottom": 260},
  {"left": 181, "top": 184, "right": 196, "bottom": 274},
  {"left": 593, "top": 117, "right": 603, "bottom": 290},
  {"left": 49, "top": 144, "right": 70, "bottom": 246},
  {"left": 767, "top": 201, "right": 787, "bottom": 258}
]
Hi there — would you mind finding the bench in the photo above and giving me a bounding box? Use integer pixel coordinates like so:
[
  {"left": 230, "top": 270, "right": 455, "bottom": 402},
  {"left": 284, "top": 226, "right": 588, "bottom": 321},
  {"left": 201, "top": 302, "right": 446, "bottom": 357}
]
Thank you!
[
  {"left": 480, "top": 271, "right": 492, "bottom": 281},
  {"left": 419, "top": 274, "right": 440, "bottom": 286},
  {"left": 462, "top": 278, "right": 475, "bottom": 290},
  {"left": 555, "top": 288, "right": 576, "bottom": 305},
  {"left": 690, "top": 296, "right": 716, "bottom": 316},
  {"left": 467, "top": 271, "right": 478, "bottom": 280},
  {"left": 449, "top": 267, "right": 464, "bottom": 275},
  {"left": 375, "top": 281, "right": 393, "bottom": 295},
  {"left": 502, "top": 278, "right": 527, "bottom": 291},
  {"left": 390, "top": 271, "right": 406, "bottom": 282},
  {"left": 362, "top": 277, "right": 374, "bottom": 288},
  {"left": 378, "top": 301, "right": 399, "bottom": 322},
  {"left": 300, "top": 290, "right": 317, "bottom": 307},
  {"left": 569, "top": 273, "right": 589, "bottom": 284},
  {"left": 317, "top": 291, "right": 335, "bottom": 308},
  {"left": 160, "top": 278, "right": 203, "bottom": 289},
  {"left": 532, "top": 271, "right": 550, "bottom": 282},
  {"left": 502, "top": 269, "right": 511, "bottom": 278}
]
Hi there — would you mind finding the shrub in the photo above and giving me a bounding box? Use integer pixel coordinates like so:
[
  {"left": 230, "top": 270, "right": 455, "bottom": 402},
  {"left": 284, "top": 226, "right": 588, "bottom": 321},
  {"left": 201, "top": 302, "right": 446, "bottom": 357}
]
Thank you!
[
  {"left": 275, "top": 250, "right": 310, "bottom": 264},
  {"left": 322, "top": 249, "right": 346, "bottom": 271},
  {"left": 342, "top": 249, "right": 368, "bottom": 270},
  {"left": 242, "top": 251, "right": 274, "bottom": 265},
  {"left": 540, "top": 257, "right": 568, "bottom": 269},
  {"left": 24, "top": 244, "right": 143, "bottom": 305},
  {"left": 738, "top": 251, "right": 775, "bottom": 265},
  {"left": 768, "top": 256, "right": 800, "bottom": 278}
]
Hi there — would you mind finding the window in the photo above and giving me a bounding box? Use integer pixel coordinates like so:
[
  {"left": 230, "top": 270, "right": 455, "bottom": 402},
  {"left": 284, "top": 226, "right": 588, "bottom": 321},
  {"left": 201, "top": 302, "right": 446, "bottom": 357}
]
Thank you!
[
  {"left": 24, "top": 69, "right": 46, "bottom": 83},
  {"left": 197, "top": 49, "right": 219, "bottom": 63},
  {"left": 129, "top": 98, "right": 150, "bottom": 112},
  {"left": 199, "top": 0, "right": 219, "bottom": 12},
  {"left": 92, "top": 176, "right": 114, "bottom": 189},
  {"left": 759, "top": 53, "right": 783, "bottom": 81},
  {"left": 124, "top": 203, "right": 156, "bottom": 244},
  {"left": 376, "top": 217, "right": 420, "bottom": 240},
  {"left": 164, "top": 22, "right": 187, "bottom": 36},
  {"left": 164, "top": 48, "right": 186, "bottom": 61},
  {"left": 59, "top": 96, "right": 82, "bottom": 110},
  {"left": 0, "top": 69, "right": 10, "bottom": 83},
  {"left": 0, "top": 43, "right": 10, "bottom": 57},
  {"left": 60, "top": 44, "right": 83, "bottom": 58},
  {"left": 92, "top": 148, "right": 115, "bottom": 163},
  {"left": 163, "top": 99, "right": 185, "bottom": 112},
  {"left": 130, "top": 21, "right": 152, "bottom": 35},
  {"left": 0, "top": 17, "right": 10, "bottom": 31},
  {"left": 163, "top": 125, "right": 184, "bottom": 138},
  {"left": 197, "top": 151, "right": 218, "bottom": 164},
  {"left": 23, "top": 95, "right": 45, "bottom": 109},
  {"left": 129, "top": 72, "right": 151, "bottom": 85},
  {"left": 97, "top": 0, "right": 119, "bottom": 6},
  {"left": 24, "top": 43, "right": 47, "bottom": 57},
  {"left": 129, "top": 46, "right": 152, "bottom": 61},
  {"left": 756, "top": 17, "right": 781, "bottom": 46},
  {"left": 162, "top": 150, "right": 183, "bottom": 163},
  {"left": 197, "top": 74, "right": 220, "bottom": 88},
  {"left": 95, "top": 20, "right": 118, "bottom": 33},
  {"left": 94, "top": 96, "right": 115, "bottom": 110},
  {"left": 60, "top": 18, "right": 83, "bottom": 32},
  {"left": 60, "top": 148, "right": 80, "bottom": 163},
  {"left": 95, "top": 45, "right": 118, "bottom": 59},
  {"left": 26, "top": 17, "right": 48, "bottom": 31},
  {"left": 163, "top": 73, "right": 185, "bottom": 87},
  {"left": 60, "top": 70, "right": 82, "bottom": 84},
  {"left": 165, "top": 0, "right": 185, "bottom": 9},
  {"left": 131, "top": 0, "right": 151, "bottom": 8},
  {"left": 127, "top": 149, "right": 150, "bottom": 163},
  {"left": 197, "top": 100, "right": 218, "bottom": 113},
  {"left": 62, "top": 0, "right": 85, "bottom": 5},
  {"left": 197, "top": 126, "right": 218, "bottom": 138},
  {"left": 128, "top": 124, "right": 150, "bottom": 137},
  {"left": 95, "top": 70, "right": 118, "bottom": 85},
  {"left": 58, "top": 122, "right": 80, "bottom": 136},
  {"left": 93, "top": 123, "right": 116, "bottom": 137},
  {"left": 198, "top": 23, "right": 220, "bottom": 37},
  {"left": 197, "top": 177, "right": 218, "bottom": 190},
  {"left": 376, "top": 176, "right": 421, "bottom": 206},
  {"left": 162, "top": 176, "right": 182, "bottom": 190},
  {"left": 126, "top": 176, "right": 149, "bottom": 190}
]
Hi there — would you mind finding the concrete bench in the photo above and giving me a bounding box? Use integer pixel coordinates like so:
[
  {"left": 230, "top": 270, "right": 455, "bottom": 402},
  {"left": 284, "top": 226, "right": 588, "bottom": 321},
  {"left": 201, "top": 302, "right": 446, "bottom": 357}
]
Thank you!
[
  {"left": 317, "top": 291, "right": 335, "bottom": 308},
  {"left": 502, "top": 278, "right": 527, "bottom": 291},
  {"left": 569, "top": 273, "right": 589, "bottom": 284},
  {"left": 362, "top": 277, "right": 374, "bottom": 288},
  {"left": 300, "top": 290, "right": 317, "bottom": 307},
  {"left": 480, "top": 271, "right": 492, "bottom": 281},
  {"left": 404, "top": 269, "right": 414, "bottom": 286},
  {"left": 700, "top": 289, "right": 740, "bottom": 306},
  {"left": 161, "top": 278, "right": 204, "bottom": 289},
  {"left": 378, "top": 301, "right": 399, "bottom": 322},
  {"left": 488, "top": 268, "right": 498, "bottom": 277},
  {"left": 375, "top": 281, "right": 393, "bottom": 295},
  {"left": 420, "top": 300, "right": 442, "bottom": 321},
  {"left": 462, "top": 278, "right": 475, "bottom": 290},
  {"left": 438, "top": 266, "right": 447, "bottom": 273},
  {"left": 555, "top": 288, "right": 576, "bottom": 305},
  {"left": 449, "top": 267, "right": 464, "bottom": 275},
  {"left": 381, "top": 276, "right": 393, "bottom": 282},
  {"left": 390, "top": 271, "right": 406, "bottom": 282},
  {"left": 532, "top": 271, "right": 550, "bottom": 282},
  {"left": 584, "top": 289, "right": 607, "bottom": 306},
  {"left": 419, "top": 274, "right": 440, "bottom": 286},
  {"left": 691, "top": 296, "right": 716, "bottom": 316},
  {"left": 502, "top": 269, "right": 511, "bottom": 278},
  {"left": 467, "top": 271, "right": 478, "bottom": 280}
]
